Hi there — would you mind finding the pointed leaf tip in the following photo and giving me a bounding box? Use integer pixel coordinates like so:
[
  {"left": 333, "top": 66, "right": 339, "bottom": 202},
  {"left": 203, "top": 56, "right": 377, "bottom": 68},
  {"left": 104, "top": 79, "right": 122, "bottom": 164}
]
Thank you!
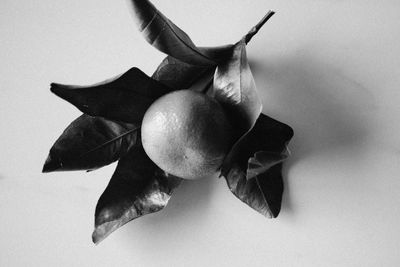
[
  {"left": 92, "top": 222, "right": 117, "bottom": 245},
  {"left": 49, "top": 68, "right": 173, "bottom": 123},
  {"left": 92, "top": 146, "right": 182, "bottom": 243},
  {"left": 44, "top": 115, "right": 138, "bottom": 172},
  {"left": 50, "top": 83, "right": 68, "bottom": 94},
  {"left": 50, "top": 83, "right": 81, "bottom": 111},
  {"left": 42, "top": 154, "right": 61, "bottom": 173}
]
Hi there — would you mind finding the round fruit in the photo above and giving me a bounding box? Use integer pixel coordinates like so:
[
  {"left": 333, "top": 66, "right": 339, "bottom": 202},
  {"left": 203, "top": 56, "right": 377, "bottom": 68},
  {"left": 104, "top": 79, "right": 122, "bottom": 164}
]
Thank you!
[{"left": 141, "top": 90, "right": 233, "bottom": 180}]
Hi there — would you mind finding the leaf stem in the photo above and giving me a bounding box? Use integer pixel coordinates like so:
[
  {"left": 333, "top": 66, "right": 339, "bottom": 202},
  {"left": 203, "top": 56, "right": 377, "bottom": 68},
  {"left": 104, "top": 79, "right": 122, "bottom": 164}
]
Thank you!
[{"left": 245, "top": 10, "right": 275, "bottom": 44}]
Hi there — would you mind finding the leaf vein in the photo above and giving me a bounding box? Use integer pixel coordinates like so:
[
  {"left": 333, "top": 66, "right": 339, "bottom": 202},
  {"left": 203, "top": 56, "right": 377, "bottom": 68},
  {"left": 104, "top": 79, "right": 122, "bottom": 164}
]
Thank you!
[{"left": 78, "top": 125, "right": 140, "bottom": 160}]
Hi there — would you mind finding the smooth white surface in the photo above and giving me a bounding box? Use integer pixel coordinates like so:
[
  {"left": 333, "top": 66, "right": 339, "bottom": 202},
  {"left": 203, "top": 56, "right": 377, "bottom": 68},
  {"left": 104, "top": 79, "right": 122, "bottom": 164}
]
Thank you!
[{"left": 1, "top": 0, "right": 400, "bottom": 266}]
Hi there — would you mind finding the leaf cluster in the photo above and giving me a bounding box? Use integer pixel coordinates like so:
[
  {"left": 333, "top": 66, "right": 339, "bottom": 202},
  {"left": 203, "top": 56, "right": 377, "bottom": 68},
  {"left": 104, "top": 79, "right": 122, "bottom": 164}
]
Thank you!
[{"left": 43, "top": 0, "right": 293, "bottom": 244}]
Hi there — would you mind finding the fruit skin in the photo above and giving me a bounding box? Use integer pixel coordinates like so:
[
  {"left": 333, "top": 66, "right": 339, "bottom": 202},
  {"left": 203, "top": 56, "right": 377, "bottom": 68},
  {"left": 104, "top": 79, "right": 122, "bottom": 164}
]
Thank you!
[{"left": 141, "top": 90, "right": 233, "bottom": 180}]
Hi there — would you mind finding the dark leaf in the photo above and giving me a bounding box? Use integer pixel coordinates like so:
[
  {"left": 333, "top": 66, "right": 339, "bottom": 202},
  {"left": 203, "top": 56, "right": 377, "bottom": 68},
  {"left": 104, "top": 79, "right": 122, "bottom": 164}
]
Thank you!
[
  {"left": 152, "top": 56, "right": 212, "bottom": 89},
  {"left": 225, "top": 163, "right": 284, "bottom": 218},
  {"left": 211, "top": 38, "right": 262, "bottom": 135},
  {"left": 205, "top": 11, "right": 291, "bottom": 217},
  {"left": 246, "top": 151, "right": 288, "bottom": 179},
  {"left": 92, "top": 144, "right": 182, "bottom": 244},
  {"left": 209, "top": 11, "right": 275, "bottom": 134},
  {"left": 42, "top": 114, "right": 138, "bottom": 172},
  {"left": 221, "top": 113, "right": 294, "bottom": 218},
  {"left": 149, "top": 11, "right": 275, "bottom": 90},
  {"left": 129, "top": 0, "right": 233, "bottom": 66},
  {"left": 50, "top": 67, "right": 172, "bottom": 123}
]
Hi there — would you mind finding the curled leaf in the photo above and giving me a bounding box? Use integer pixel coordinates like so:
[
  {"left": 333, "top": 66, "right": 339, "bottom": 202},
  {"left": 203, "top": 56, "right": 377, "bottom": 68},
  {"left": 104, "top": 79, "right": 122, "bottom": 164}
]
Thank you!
[
  {"left": 93, "top": 144, "right": 181, "bottom": 244},
  {"left": 211, "top": 39, "right": 262, "bottom": 134},
  {"left": 209, "top": 11, "right": 274, "bottom": 134},
  {"left": 50, "top": 67, "right": 172, "bottom": 123},
  {"left": 246, "top": 150, "right": 289, "bottom": 180},
  {"left": 226, "top": 163, "right": 284, "bottom": 218},
  {"left": 221, "top": 114, "right": 294, "bottom": 218},
  {"left": 203, "top": 11, "right": 291, "bottom": 217},
  {"left": 42, "top": 114, "right": 138, "bottom": 172},
  {"left": 149, "top": 11, "right": 275, "bottom": 90},
  {"left": 129, "top": 0, "right": 233, "bottom": 66}
]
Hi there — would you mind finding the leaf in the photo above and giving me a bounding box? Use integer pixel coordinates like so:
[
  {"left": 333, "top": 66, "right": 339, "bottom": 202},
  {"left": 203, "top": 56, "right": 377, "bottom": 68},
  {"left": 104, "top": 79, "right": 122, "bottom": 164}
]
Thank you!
[
  {"left": 152, "top": 56, "right": 212, "bottom": 89},
  {"left": 92, "top": 144, "right": 182, "bottom": 244},
  {"left": 208, "top": 12, "right": 289, "bottom": 217},
  {"left": 50, "top": 67, "right": 172, "bottom": 123},
  {"left": 211, "top": 38, "right": 262, "bottom": 135},
  {"left": 129, "top": 0, "right": 233, "bottom": 66},
  {"left": 246, "top": 150, "right": 288, "bottom": 180},
  {"left": 149, "top": 11, "right": 275, "bottom": 90},
  {"left": 225, "top": 163, "right": 284, "bottom": 218},
  {"left": 209, "top": 11, "right": 275, "bottom": 134},
  {"left": 42, "top": 114, "right": 138, "bottom": 172},
  {"left": 221, "top": 113, "right": 294, "bottom": 218}
]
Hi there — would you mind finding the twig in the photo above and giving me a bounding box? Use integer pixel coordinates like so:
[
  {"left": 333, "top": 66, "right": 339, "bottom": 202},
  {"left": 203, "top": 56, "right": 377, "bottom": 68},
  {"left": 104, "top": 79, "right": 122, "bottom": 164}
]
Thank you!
[{"left": 245, "top": 10, "right": 275, "bottom": 44}]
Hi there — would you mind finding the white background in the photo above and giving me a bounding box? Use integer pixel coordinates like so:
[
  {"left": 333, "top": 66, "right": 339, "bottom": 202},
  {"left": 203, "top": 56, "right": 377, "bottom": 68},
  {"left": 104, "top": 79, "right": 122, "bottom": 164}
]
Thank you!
[{"left": 1, "top": 0, "right": 400, "bottom": 266}]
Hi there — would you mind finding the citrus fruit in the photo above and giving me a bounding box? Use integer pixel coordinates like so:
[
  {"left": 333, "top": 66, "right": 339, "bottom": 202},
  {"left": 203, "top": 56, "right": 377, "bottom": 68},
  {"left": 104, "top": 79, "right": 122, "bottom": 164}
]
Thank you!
[{"left": 141, "top": 90, "right": 233, "bottom": 179}]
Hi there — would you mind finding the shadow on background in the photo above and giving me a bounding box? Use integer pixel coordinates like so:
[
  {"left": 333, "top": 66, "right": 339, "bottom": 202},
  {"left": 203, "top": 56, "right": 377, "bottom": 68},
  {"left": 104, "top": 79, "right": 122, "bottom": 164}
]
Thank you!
[
  {"left": 122, "top": 174, "right": 217, "bottom": 244},
  {"left": 121, "top": 49, "right": 377, "bottom": 243},
  {"left": 250, "top": 49, "right": 376, "bottom": 214}
]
